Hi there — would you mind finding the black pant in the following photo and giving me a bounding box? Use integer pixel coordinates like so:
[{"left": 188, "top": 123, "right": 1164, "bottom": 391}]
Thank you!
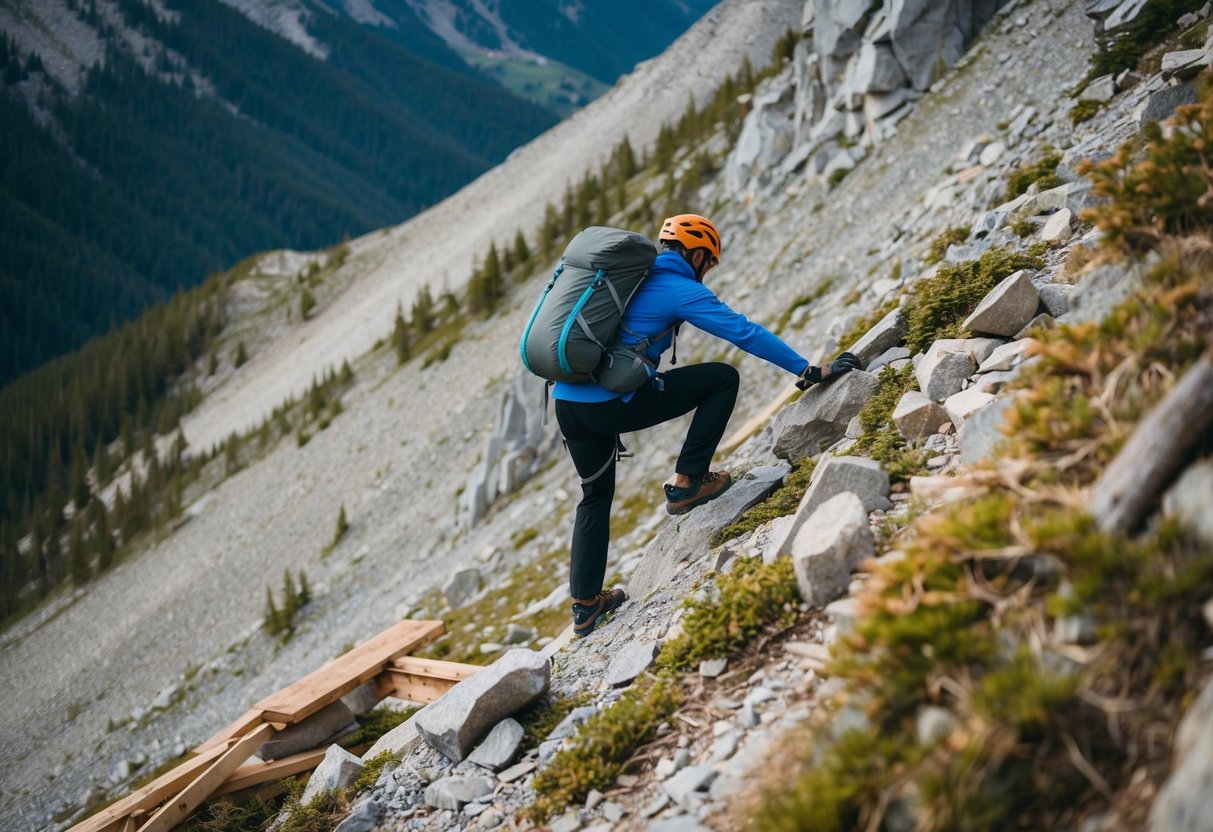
[{"left": 555, "top": 362, "right": 740, "bottom": 600}]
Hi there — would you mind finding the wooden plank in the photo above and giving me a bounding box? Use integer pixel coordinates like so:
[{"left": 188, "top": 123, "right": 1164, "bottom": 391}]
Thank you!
[
  {"left": 389, "top": 656, "right": 479, "bottom": 682},
  {"left": 381, "top": 669, "right": 458, "bottom": 704},
  {"left": 212, "top": 747, "right": 329, "bottom": 797},
  {"left": 1090, "top": 352, "right": 1213, "bottom": 533},
  {"left": 66, "top": 743, "right": 233, "bottom": 832},
  {"left": 192, "top": 708, "right": 265, "bottom": 754},
  {"left": 254, "top": 620, "right": 444, "bottom": 724},
  {"left": 139, "top": 723, "right": 274, "bottom": 832}
]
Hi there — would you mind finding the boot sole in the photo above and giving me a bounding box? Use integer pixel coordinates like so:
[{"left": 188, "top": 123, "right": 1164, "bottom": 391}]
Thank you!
[{"left": 666, "top": 479, "right": 733, "bottom": 516}]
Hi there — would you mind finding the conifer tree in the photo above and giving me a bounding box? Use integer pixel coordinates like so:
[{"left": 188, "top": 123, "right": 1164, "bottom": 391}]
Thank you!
[
  {"left": 512, "top": 230, "right": 530, "bottom": 267},
  {"left": 412, "top": 284, "right": 435, "bottom": 336},
  {"left": 333, "top": 504, "right": 349, "bottom": 546},
  {"left": 392, "top": 306, "right": 410, "bottom": 364},
  {"left": 68, "top": 517, "right": 89, "bottom": 586},
  {"left": 541, "top": 202, "right": 561, "bottom": 256},
  {"left": 339, "top": 359, "right": 353, "bottom": 383},
  {"left": 233, "top": 341, "right": 248, "bottom": 368},
  {"left": 298, "top": 569, "right": 311, "bottom": 605},
  {"left": 93, "top": 500, "right": 114, "bottom": 571},
  {"left": 68, "top": 442, "right": 90, "bottom": 511},
  {"left": 300, "top": 287, "right": 316, "bottom": 320}
]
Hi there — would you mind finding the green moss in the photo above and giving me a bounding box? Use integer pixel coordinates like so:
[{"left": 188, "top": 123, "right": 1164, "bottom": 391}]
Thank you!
[
  {"left": 924, "top": 225, "right": 972, "bottom": 266},
  {"left": 656, "top": 557, "right": 800, "bottom": 673},
  {"left": 839, "top": 364, "right": 928, "bottom": 484},
  {"left": 526, "top": 678, "right": 681, "bottom": 822},
  {"left": 510, "top": 526, "right": 540, "bottom": 549},
  {"left": 903, "top": 246, "right": 1042, "bottom": 354},
  {"left": 1069, "top": 98, "right": 1102, "bottom": 126},
  {"left": 1004, "top": 152, "right": 1062, "bottom": 201},
  {"left": 711, "top": 458, "right": 817, "bottom": 546},
  {"left": 828, "top": 166, "right": 851, "bottom": 188},
  {"left": 515, "top": 691, "right": 595, "bottom": 752},
  {"left": 348, "top": 751, "right": 396, "bottom": 794},
  {"left": 1181, "top": 20, "right": 1209, "bottom": 48},
  {"left": 1010, "top": 216, "right": 1035, "bottom": 237}
]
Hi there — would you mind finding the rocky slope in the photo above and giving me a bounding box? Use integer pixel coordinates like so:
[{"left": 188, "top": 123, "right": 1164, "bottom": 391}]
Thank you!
[{"left": 6, "top": 0, "right": 1213, "bottom": 830}]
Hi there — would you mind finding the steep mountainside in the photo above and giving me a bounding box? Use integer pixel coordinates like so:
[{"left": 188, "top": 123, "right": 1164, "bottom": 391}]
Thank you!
[
  {"left": 0, "top": 0, "right": 710, "bottom": 385},
  {"left": 6, "top": 0, "right": 1213, "bottom": 830}
]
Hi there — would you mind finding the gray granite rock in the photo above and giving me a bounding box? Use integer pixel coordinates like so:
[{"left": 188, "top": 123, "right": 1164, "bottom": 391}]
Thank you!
[
  {"left": 764, "top": 455, "right": 889, "bottom": 564},
  {"left": 606, "top": 640, "right": 658, "bottom": 687},
  {"left": 963, "top": 270, "right": 1040, "bottom": 338},
  {"left": 868, "top": 345, "right": 911, "bottom": 373},
  {"left": 844, "top": 306, "right": 907, "bottom": 366},
  {"left": 334, "top": 799, "right": 382, "bottom": 832},
  {"left": 467, "top": 718, "right": 524, "bottom": 771},
  {"left": 792, "top": 492, "right": 874, "bottom": 608},
  {"left": 548, "top": 706, "right": 600, "bottom": 741},
  {"left": 662, "top": 764, "right": 717, "bottom": 807},
  {"left": 1150, "top": 675, "right": 1213, "bottom": 831},
  {"left": 498, "top": 759, "right": 537, "bottom": 783},
  {"left": 261, "top": 699, "right": 356, "bottom": 761},
  {"left": 772, "top": 371, "right": 881, "bottom": 460},
  {"left": 301, "top": 745, "right": 364, "bottom": 806},
  {"left": 629, "top": 464, "right": 789, "bottom": 597},
  {"left": 1162, "top": 458, "right": 1213, "bottom": 546},
  {"left": 1064, "top": 258, "right": 1147, "bottom": 325},
  {"left": 1041, "top": 209, "right": 1073, "bottom": 243},
  {"left": 1036, "top": 283, "right": 1072, "bottom": 318},
  {"left": 444, "top": 567, "right": 483, "bottom": 608},
  {"left": 416, "top": 649, "right": 549, "bottom": 762},
  {"left": 958, "top": 396, "right": 1017, "bottom": 464},
  {"left": 424, "top": 775, "right": 494, "bottom": 810},
  {"left": 699, "top": 658, "right": 727, "bottom": 678},
  {"left": 977, "top": 339, "right": 1034, "bottom": 373},
  {"left": 1140, "top": 82, "right": 1198, "bottom": 124},
  {"left": 892, "top": 390, "right": 950, "bottom": 440},
  {"left": 915, "top": 347, "right": 974, "bottom": 403},
  {"left": 944, "top": 387, "right": 995, "bottom": 429}
]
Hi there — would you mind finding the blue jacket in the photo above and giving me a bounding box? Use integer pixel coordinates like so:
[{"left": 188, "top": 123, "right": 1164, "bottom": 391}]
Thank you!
[{"left": 553, "top": 251, "right": 809, "bottom": 402}]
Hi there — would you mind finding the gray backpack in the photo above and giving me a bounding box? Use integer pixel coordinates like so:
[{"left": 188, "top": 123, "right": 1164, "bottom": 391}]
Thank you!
[{"left": 519, "top": 227, "right": 658, "bottom": 389}]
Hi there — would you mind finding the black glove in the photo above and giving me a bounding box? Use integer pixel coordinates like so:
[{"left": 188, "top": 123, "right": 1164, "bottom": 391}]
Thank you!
[{"left": 796, "top": 352, "right": 862, "bottom": 391}]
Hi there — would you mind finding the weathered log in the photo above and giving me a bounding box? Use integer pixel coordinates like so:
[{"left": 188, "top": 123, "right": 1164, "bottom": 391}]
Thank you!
[{"left": 1090, "top": 352, "right": 1213, "bottom": 534}]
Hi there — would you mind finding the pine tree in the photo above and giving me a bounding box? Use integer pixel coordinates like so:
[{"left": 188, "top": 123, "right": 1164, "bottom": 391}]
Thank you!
[
  {"left": 392, "top": 306, "right": 410, "bottom": 365},
  {"left": 265, "top": 586, "right": 281, "bottom": 634},
  {"left": 412, "top": 284, "right": 435, "bottom": 336},
  {"left": 339, "top": 359, "right": 353, "bottom": 383},
  {"left": 233, "top": 341, "right": 248, "bottom": 368},
  {"left": 541, "top": 202, "right": 561, "bottom": 257},
  {"left": 93, "top": 436, "right": 112, "bottom": 488},
  {"left": 93, "top": 501, "right": 114, "bottom": 571},
  {"left": 68, "top": 442, "right": 90, "bottom": 511},
  {"left": 297, "top": 569, "right": 311, "bottom": 605},
  {"left": 68, "top": 517, "right": 89, "bottom": 586},
  {"left": 300, "top": 287, "right": 316, "bottom": 320},
  {"left": 333, "top": 504, "right": 349, "bottom": 546},
  {"left": 512, "top": 230, "right": 530, "bottom": 267}
]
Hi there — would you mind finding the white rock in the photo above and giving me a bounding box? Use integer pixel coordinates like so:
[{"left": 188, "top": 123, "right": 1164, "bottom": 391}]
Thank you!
[
  {"left": 301, "top": 745, "right": 364, "bottom": 806},
  {"left": 977, "top": 339, "right": 1035, "bottom": 373},
  {"left": 978, "top": 140, "right": 1006, "bottom": 166},
  {"left": 944, "top": 387, "right": 995, "bottom": 429},
  {"left": 1041, "top": 209, "right": 1073, "bottom": 243},
  {"left": 963, "top": 271, "right": 1041, "bottom": 338},
  {"left": 791, "top": 492, "right": 874, "bottom": 608}
]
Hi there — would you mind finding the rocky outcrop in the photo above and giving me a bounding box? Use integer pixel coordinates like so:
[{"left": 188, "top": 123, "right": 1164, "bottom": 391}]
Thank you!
[
  {"left": 771, "top": 371, "right": 881, "bottom": 460},
  {"left": 457, "top": 372, "right": 560, "bottom": 528}
]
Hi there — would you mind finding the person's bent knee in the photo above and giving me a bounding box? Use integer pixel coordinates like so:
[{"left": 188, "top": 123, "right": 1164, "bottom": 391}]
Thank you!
[{"left": 710, "top": 362, "right": 740, "bottom": 390}]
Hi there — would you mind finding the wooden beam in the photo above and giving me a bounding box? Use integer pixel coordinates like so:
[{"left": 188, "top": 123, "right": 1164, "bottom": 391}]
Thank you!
[
  {"left": 1090, "top": 352, "right": 1213, "bottom": 533},
  {"left": 380, "top": 669, "right": 458, "bottom": 704},
  {"left": 389, "top": 656, "right": 479, "bottom": 682},
  {"left": 66, "top": 743, "right": 233, "bottom": 832},
  {"left": 139, "top": 723, "right": 274, "bottom": 832},
  {"left": 212, "top": 747, "right": 329, "bottom": 796},
  {"left": 254, "top": 620, "right": 445, "bottom": 724},
  {"left": 193, "top": 708, "right": 265, "bottom": 754}
]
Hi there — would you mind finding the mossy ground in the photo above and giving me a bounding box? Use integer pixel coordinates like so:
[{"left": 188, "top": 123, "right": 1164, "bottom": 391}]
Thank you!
[
  {"left": 751, "top": 87, "right": 1213, "bottom": 831},
  {"left": 1003, "top": 151, "right": 1063, "bottom": 201},
  {"left": 840, "top": 363, "right": 928, "bottom": 483},
  {"left": 711, "top": 457, "right": 817, "bottom": 546}
]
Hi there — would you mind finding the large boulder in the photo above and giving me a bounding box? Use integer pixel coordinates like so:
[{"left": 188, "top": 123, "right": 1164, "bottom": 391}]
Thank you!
[
  {"left": 764, "top": 455, "right": 889, "bottom": 564},
  {"left": 889, "top": 0, "right": 965, "bottom": 91},
  {"left": 915, "top": 338, "right": 1003, "bottom": 402},
  {"left": 772, "top": 371, "right": 882, "bottom": 460},
  {"left": 443, "top": 568, "right": 482, "bottom": 609},
  {"left": 962, "top": 270, "right": 1041, "bottom": 337},
  {"left": 415, "top": 649, "right": 549, "bottom": 762},
  {"left": 944, "top": 387, "right": 996, "bottom": 429},
  {"left": 792, "top": 491, "right": 875, "bottom": 607},
  {"left": 629, "top": 464, "right": 789, "bottom": 597},
  {"left": 958, "top": 395, "right": 1017, "bottom": 464},
  {"left": 851, "top": 42, "right": 908, "bottom": 94}
]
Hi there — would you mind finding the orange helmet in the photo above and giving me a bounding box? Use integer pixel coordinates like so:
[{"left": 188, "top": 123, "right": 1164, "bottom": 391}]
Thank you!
[{"left": 659, "top": 214, "right": 721, "bottom": 261}]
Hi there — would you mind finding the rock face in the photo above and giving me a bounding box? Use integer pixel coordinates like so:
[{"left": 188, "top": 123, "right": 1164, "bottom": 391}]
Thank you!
[
  {"left": 301, "top": 745, "right": 364, "bottom": 806},
  {"left": 629, "top": 464, "right": 790, "bottom": 597},
  {"left": 415, "top": 649, "right": 550, "bottom": 762},
  {"left": 458, "top": 372, "right": 560, "bottom": 528},
  {"left": 772, "top": 371, "right": 882, "bottom": 460},
  {"left": 962, "top": 270, "right": 1040, "bottom": 337},
  {"left": 892, "top": 390, "right": 950, "bottom": 440},
  {"left": 790, "top": 491, "right": 875, "bottom": 607}
]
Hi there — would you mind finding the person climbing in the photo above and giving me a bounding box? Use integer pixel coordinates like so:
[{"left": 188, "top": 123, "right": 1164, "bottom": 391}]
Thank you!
[{"left": 554, "top": 214, "right": 862, "bottom": 637}]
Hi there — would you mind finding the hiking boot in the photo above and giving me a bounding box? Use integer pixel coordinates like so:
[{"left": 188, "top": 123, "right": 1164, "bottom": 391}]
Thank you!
[
  {"left": 664, "top": 470, "right": 732, "bottom": 516},
  {"left": 572, "top": 588, "right": 627, "bottom": 638}
]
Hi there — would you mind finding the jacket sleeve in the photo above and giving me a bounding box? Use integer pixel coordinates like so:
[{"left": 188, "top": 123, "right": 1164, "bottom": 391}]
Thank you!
[{"left": 676, "top": 282, "right": 810, "bottom": 375}]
